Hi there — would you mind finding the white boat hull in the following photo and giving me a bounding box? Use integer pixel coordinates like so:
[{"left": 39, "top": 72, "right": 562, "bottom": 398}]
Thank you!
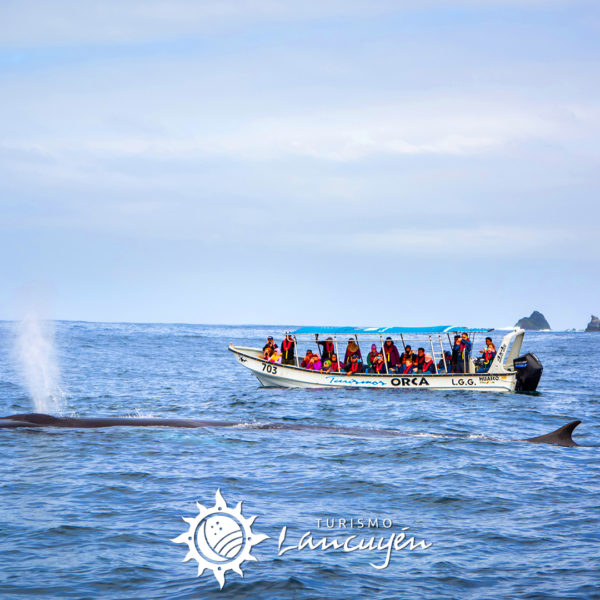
[{"left": 229, "top": 345, "right": 517, "bottom": 392}]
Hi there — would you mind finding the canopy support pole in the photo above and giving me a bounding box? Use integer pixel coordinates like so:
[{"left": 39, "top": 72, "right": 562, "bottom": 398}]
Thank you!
[
  {"left": 400, "top": 334, "right": 407, "bottom": 351},
  {"left": 293, "top": 335, "right": 300, "bottom": 368},
  {"left": 439, "top": 335, "right": 448, "bottom": 373},
  {"left": 334, "top": 335, "right": 340, "bottom": 363},
  {"left": 428, "top": 335, "right": 438, "bottom": 374}
]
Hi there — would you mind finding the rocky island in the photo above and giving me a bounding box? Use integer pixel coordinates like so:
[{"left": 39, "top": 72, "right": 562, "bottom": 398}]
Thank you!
[
  {"left": 585, "top": 315, "right": 600, "bottom": 332},
  {"left": 515, "top": 310, "right": 551, "bottom": 330}
]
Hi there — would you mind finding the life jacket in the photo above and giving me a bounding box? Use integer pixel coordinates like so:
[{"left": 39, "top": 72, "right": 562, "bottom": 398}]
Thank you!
[
  {"left": 422, "top": 360, "right": 434, "bottom": 373},
  {"left": 349, "top": 362, "right": 360, "bottom": 373},
  {"left": 374, "top": 361, "right": 385, "bottom": 373},
  {"left": 330, "top": 360, "right": 340, "bottom": 372},
  {"left": 483, "top": 349, "right": 496, "bottom": 365},
  {"left": 401, "top": 364, "right": 413, "bottom": 374},
  {"left": 282, "top": 338, "right": 294, "bottom": 358}
]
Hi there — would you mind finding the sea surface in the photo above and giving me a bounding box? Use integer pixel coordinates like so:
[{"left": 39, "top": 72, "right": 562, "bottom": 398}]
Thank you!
[{"left": 0, "top": 322, "right": 598, "bottom": 599}]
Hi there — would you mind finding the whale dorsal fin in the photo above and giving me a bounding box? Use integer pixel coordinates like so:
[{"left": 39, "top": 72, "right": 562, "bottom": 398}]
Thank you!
[{"left": 524, "top": 420, "right": 581, "bottom": 447}]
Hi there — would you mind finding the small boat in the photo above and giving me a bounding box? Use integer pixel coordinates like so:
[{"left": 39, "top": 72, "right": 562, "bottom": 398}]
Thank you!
[{"left": 229, "top": 326, "right": 543, "bottom": 392}]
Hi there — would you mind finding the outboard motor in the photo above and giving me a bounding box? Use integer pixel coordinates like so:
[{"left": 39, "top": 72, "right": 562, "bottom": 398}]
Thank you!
[{"left": 513, "top": 353, "right": 543, "bottom": 392}]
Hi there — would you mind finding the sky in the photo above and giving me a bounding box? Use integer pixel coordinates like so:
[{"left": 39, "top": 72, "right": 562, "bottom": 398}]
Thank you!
[{"left": 1, "top": 0, "right": 599, "bottom": 329}]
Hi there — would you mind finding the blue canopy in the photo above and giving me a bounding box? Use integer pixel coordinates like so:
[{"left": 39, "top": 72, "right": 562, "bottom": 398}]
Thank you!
[{"left": 291, "top": 326, "right": 493, "bottom": 335}]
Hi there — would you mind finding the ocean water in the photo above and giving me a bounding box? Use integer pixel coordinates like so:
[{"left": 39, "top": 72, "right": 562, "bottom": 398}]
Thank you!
[{"left": 0, "top": 322, "right": 598, "bottom": 600}]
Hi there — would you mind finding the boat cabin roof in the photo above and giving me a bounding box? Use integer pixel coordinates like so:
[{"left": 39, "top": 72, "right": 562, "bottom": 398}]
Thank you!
[{"left": 291, "top": 326, "right": 494, "bottom": 335}]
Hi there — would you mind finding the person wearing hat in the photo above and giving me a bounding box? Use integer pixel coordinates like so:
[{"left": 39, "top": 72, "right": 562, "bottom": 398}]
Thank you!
[
  {"left": 400, "top": 344, "right": 414, "bottom": 363},
  {"left": 345, "top": 353, "right": 364, "bottom": 375},
  {"left": 280, "top": 334, "right": 296, "bottom": 366},
  {"left": 344, "top": 338, "right": 362, "bottom": 364},
  {"left": 372, "top": 353, "right": 387, "bottom": 374},
  {"left": 263, "top": 336, "right": 275, "bottom": 354},
  {"left": 366, "top": 344, "right": 380, "bottom": 373}
]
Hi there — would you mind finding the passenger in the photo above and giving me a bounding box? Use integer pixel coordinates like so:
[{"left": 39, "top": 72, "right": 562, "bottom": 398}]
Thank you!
[
  {"left": 415, "top": 348, "right": 426, "bottom": 372},
  {"left": 269, "top": 346, "right": 282, "bottom": 364},
  {"left": 456, "top": 333, "right": 472, "bottom": 373},
  {"left": 345, "top": 353, "right": 364, "bottom": 375},
  {"left": 437, "top": 351, "right": 452, "bottom": 373},
  {"left": 371, "top": 353, "right": 387, "bottom": 375},
  {"left": 477, "top": 338, "right": 496, "bottom": 373},
  {"left": 366, "top": 344, "right": 379, "bottom": 372},
  {"left": 344, "top": 338, "right": 362, "bottom": 363},
  {"left": 301, "top": 350, "right": 314, "bottom": 368},
  {"left": 263, "top": 346, "right": 274, "bottom": 361},
  {"left": 329, "top": 354, "right": 342, "bottom": 372},
  {"left": 320, "top": 360, "right": 333, "bottom": 374},
  {"left": 307, "top": 353, "right": 322, "bottom": 371},
  {"left": 422, "top": 353, "right": 436, "bottom": 374},
  {"left": 451, "top": 335, "right": 461, "bottom": 373},
  {"left": 317, "top": 337, "right": 336, "bottom": 362},
  {"left": 280, "top": 334, "right": 296, "bottom": 366},
  {"left": 400, "top": 344, "right": 414, "bottom": 363},
  {"left": 263, "top": 336, "right": 275, "bottom": 354},
  {"left": 383, "top": 337, "right": 401, "bottom": 372},
  {"left": 399, "top": 357, "right": 414, "bottom": 374}
]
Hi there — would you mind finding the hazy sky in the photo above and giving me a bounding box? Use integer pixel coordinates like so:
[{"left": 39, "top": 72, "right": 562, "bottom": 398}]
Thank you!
[{"left": 1, "top": 1, "right": 598, "bottom": 329}]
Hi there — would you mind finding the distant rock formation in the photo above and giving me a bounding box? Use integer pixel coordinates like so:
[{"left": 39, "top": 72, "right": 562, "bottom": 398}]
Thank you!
[
  {"left": 515, "top": 311, "right": 551, "bottom": 330},
  {"left": 585, "top": 315, "right": 600, "bottom": 332}
]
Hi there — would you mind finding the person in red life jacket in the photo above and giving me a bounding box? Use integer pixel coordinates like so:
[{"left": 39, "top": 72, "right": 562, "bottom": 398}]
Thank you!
[
  {"left": 450, "top": 335, "right": 461, "bottom": 373},
  {"left": 345, "top": 354, "right": 364, "bottom": 375},
  {"left": 263, "top": 336, "right": 275, "bottom": 357},
  {"left": 437, "top": 351, "right": 452, "bottom": 373},
  {"left": 366, "top": 344, "right": 379, "bottom": 372},
  {"left": 422, "top": 353, "right": 436, "bottom": 374},
  {"left": 456, "top": 333, "right": 472, "bottom": 373},
  {"left": 477, "top": 338, "right": 496, "bottom": 372},
  {"left": 415, "top": 348, "right": 426, "bottom": 372},
  {"left": 400, "top": 345, "right": 414, "bottom": 364},
  {"left": 317, "top": 337, "right": 335, "bottom": 362},
  {"left": 383, "top": 337, "right": 401, "bottom": 372},
  {"left": 399, "top": 356, "right": 414, "bottom": 374},
  {"left": 329, "top": 354, "right": 342, "bottom": 372},
  {"left": 344, "top": 338, "right": 362, "bottom": 364},
  {"left": 301, "top": 350, "right": 313, "bottom": 368},
  {"left": 280, "top": 334, "right": 296, "bottom": 366},
  {"left": 372, "top": 353, "right": 387, "bottom": 375}
]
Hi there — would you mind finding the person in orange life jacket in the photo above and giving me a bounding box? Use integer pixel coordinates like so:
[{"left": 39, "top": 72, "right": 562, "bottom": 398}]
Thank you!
[
  {"left": 366, "top": 344, "right": 379, "bottom": 372},
  {"left": 477, "top": 337, "right": 496, "bottom": 373},
  {"left": 437, "top": 351, "right": 452, "bottom": 373},
  {"left": 344, "top": 338, "right": 362, "bottom": 363},
  {"left": 263, "top": 336, "right": 275, "bottom": 357},
  {"left": 372, "top": 353, "right": 387, "bottom": 374},
  {"left": 280, "top": 334, "right": 296, "bottom": 366},
  {"left": 301, "top": 350, "right": 313, "bottom": 368},
  {"left": 399, "top": 356, "right": 414, "bottom": 374},
  {"left": 345, "top": 354, "right": 364, "bottom": 375},
  {"left": 383, "top": 337, "right": 401, "bottom": 372},
  {"left": 317, "top": 337, "right": 335, "bottom": 362},
  {"left": 422, "top": 353, "right": 436, "bottom": 374},
  {"left": 456, "top": 333, "right": 472, "bottom": 373},
  {"left": 329, "top": 354, "right": 342, "bottom": 372},
  {"left": 450, "top": 335, "right": 461, "bottom": 373},
  {"left": 400, "top": 345, "right": 414, "bottom": 364},
  {"left": 415, "top": 348, "right": 426, "bottom": 372}
]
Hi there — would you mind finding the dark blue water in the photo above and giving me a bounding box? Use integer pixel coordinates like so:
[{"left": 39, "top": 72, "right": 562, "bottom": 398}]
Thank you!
[{"left": 1, "top": 322, "right": 598, "bottom": 599}]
